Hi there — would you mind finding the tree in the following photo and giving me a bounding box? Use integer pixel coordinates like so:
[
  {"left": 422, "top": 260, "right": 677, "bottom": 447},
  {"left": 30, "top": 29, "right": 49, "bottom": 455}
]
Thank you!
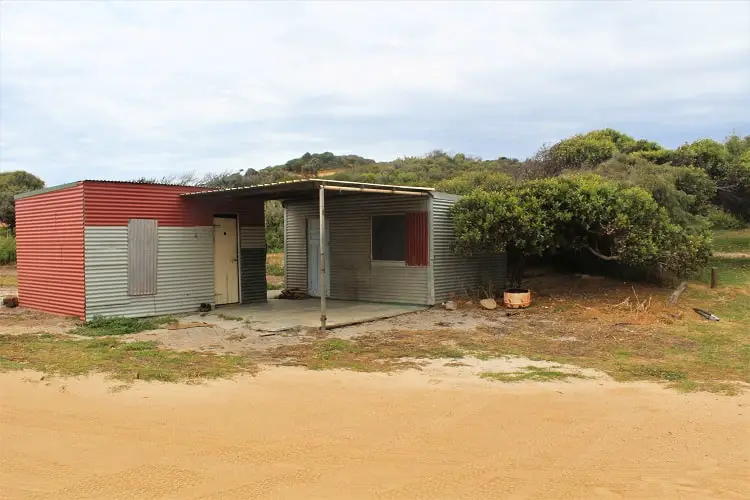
[
  {"left": 593, "top": 154, "right": 716, "bottom": 227},
  {"left": 0, "top": 171, "right": 45, "bottom": 231},
  {"left": 540, "top": 129, "right": 665, "bottom": 176},
  {"left": 132, "top": 171, "right": 200, "bottom": 186},
  {"left": 451, "top": 175, "right": 711, "bottom": 286},
  {"left": 450, "top": 187, "right": 555, "bottom": 287},
  {"left": 547, "top": 134, "right": 618, "bottom": 173},
  {"left": 671, "top": 137, "right": 750, "bottom": 221},
  {"left": 435, "top": 171, "right": 513, "bottom": 195},
  {"left": 264, "top": 200, "right": 284, "bottom": 252}
]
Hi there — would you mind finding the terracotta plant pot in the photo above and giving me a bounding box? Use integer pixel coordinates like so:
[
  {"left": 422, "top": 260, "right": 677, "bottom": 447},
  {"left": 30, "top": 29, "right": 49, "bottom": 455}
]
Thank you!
[{"left": 503, "top": 288, "right": 531, "bottom": 309}]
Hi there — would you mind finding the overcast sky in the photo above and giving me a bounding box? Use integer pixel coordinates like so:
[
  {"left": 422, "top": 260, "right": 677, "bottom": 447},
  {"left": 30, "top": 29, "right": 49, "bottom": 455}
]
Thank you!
[{"left": 1, "top": 1, "right": 749, "bottom": 186}]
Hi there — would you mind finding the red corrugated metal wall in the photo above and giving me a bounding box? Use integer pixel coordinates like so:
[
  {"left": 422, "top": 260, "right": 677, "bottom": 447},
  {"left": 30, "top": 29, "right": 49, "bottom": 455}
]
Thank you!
[
  {"left": 83, "top": 182, "right": 264, "bottom": 227},
  {"left": 406, "top": 212, "right": 428, "bottom": 267},
  {"left": 15, "top": 184, "right": 86, "bottom": 318},
  {"left": 84, "top": 182, "right": 213, "bottom": 226}
]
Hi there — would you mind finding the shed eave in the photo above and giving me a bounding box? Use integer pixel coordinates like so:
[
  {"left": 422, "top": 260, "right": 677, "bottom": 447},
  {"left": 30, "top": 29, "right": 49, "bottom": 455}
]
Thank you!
[
  {"left": 14, "top": 182, "right": 81, "bottom": 200},
  {"left": 181, "top": 179, "right": 434, "bottom": 201}
]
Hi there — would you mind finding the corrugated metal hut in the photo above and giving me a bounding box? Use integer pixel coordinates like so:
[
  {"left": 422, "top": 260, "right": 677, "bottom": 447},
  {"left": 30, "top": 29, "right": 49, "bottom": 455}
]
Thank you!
[
  {"left": 14, "top": 181, "right": 265, "bottom": 320},
  {"left": 187, "top": 181, "right": 507, "bottom": 313},
  {"left": 15, "top": 179, "right": 506, "bottom": 324}
]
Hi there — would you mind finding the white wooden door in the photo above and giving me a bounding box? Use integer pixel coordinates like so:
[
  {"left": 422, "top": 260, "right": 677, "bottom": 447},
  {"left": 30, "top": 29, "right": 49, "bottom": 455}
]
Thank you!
[
  {"left": 307, "top": 217, "right": 330, "bottom": 297},
  {"left": 214, "top": 217, "right": 239, "bottom": 305}
]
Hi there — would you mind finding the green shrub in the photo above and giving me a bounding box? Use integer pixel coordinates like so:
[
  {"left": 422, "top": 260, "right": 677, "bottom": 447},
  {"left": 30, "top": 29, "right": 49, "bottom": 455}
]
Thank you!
[
  {"left": 72, "top": 316, "right": 173, "bottom": 337},
  {"left": 265, "top": 200, "right": 284, "bottom": 252},
  {"left": 593, "top": 155, "right": 716, "bottom": 227},
  {"left": 435, "top": 171, "right": 513, "bottom": 195},
  {"left": 707, "top": 208, "right": 746, "bottom": 230},
  {"left": 451, "top": 175, "right": 711, "bottom": 285},
  {"left": 0, "top": 235, "right": 16, "bottom": 265}
]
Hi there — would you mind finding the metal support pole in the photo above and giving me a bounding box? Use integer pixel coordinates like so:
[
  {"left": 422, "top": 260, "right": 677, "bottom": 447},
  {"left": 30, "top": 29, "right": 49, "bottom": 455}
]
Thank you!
[{"left": 319, "top": 185, "right": 327, "bottom": 331}]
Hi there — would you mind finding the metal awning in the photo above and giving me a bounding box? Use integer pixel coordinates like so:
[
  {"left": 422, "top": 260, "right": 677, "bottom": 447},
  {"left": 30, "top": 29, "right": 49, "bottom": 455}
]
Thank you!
[
  {"left": 181, "top": 179, "right": 434, "bottom": 201},
  {"left": 184, "top": 179, "right": 434, "bottom": 332}
]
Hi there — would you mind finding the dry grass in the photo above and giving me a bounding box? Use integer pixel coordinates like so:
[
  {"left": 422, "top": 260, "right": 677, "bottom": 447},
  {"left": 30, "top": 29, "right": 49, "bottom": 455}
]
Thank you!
[
  {"left": 266, "top": 253, "right": 284, "bottom": 276},
  {"left": 0, "top": 334, "right": 257, "bottom": 383},
  {"left": 268, "top": 269, "right": 750, "bottom": 394},
  {"left": 3, "top": 232, "right": 747, "bottom": 393},
  {"left": 0, "top": 266, "right": 17, "bottom": 288},
  {"left": 481, "top": 366, "right": 586, "bottom": 383}
]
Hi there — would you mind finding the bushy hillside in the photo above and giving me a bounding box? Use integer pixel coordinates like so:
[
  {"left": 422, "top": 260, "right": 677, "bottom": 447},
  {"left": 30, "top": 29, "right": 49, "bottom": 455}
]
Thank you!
[{"left": 185, "top": 131, "right": 748, "bottom": 268}]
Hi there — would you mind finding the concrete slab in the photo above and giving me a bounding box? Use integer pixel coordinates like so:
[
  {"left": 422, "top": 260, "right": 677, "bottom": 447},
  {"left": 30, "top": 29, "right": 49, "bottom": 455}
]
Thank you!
[{"left": 210, "top": 297, "right": 426, "bottom": 332}]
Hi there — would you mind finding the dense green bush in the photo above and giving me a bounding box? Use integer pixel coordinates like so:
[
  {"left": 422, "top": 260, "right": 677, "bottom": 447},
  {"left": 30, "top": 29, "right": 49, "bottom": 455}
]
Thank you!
[
  {"left": 1, "top": 171, "right": 45, "bottom": 230},
  {"left": 547, "top": 134, "right": 618, "bottom": 174},
  {"left": 435, "top": 171, "right": 513, "bottom": 195},
  {"left": 0, "top": 235, "right": 17, "bottom": 265},
  {"left": 593, "top": 155, "right": 716, "bottom": 227},
  {"left": 265, "top": 200, "right": 284, "bottom": 252},
  {"left": 707, "top": 207, "right": 746, "bottom": 230},
  {"left": 451, "top": 175, "right": 711, "bottom": 285},
  {"left": 670, "top": 137, "right": 750, "bottom": 221},
  {"left": 162, "top": 129, "right": 750, "bottom": 258}
]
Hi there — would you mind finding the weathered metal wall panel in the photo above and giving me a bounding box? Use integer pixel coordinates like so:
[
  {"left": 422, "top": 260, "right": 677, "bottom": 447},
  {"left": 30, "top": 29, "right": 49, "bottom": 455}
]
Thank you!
[
  {"left": 127, "top": 219, "right": 158, "bottom": 296},
  {"left": 85, "top": 226, "right": 214, "bottom": 320},
  {"left": 406, "top": 212, "right": 429, "bottom": 266},
  {"left": 240, "top": 248, "right": 266, "bottom": 303},
  {"left": 83, "top": 182, "right": 213, "bottom": 226},
  {"left": 239, "top": 226, "right": 266, "bottom": 303},
  {"left": 83, "top": 182, "right": 265, "bottom": 227},
  {"left": 285, "top": 194, "right": 430, "bottom": 304},
  {"left": 431, "top": 193, "right": 507, "bottom": 304},
  {"left": 240, "top": 225, "right": 266, "bottom": 249},
  {"left": 14, "top": 183, "right": 86, "bottom": 318}
]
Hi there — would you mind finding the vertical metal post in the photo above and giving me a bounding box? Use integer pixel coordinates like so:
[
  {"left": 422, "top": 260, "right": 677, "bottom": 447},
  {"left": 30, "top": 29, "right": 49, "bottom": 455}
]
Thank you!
[
  {"left": 710, "top": 267, "right": 717, "bottom": 289},
  {"left": 319, "top": 185, "right": 327, "bottom": 331}
]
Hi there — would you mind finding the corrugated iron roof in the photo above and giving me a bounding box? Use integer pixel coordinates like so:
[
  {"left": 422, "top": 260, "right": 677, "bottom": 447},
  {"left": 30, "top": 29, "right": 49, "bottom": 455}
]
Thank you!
[
  {"left": 15, "top": 179, "right": 206, "bottom": 200},
  {"left": 16, "top": 178, "right": 435, "bottom": 201},
  {"left": 181, "top": 179, "right": 434, "bottom": 199}
]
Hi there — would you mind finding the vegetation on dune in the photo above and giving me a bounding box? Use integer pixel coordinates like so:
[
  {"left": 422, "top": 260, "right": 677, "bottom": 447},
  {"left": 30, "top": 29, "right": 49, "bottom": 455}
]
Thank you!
[
  {"left": 451, "top": 175, "right": 711, "bottom": 286},
  {"left": 190, "top": 129, "right": 747, "bottom": 265},
  {"left": 3, "top": 129, "right": 747, "bottom": 271}
]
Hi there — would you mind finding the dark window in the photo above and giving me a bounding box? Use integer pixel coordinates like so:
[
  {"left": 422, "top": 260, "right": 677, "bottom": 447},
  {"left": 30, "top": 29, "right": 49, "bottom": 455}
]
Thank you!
[{"left": 371, "top": 215, "right": 406, "bottom": 261}]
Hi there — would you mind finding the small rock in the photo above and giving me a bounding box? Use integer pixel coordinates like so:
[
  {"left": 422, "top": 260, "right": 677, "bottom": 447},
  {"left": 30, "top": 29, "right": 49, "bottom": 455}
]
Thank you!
[
  {"left": 2, "top": 296, "right": 19, "bottom": 308},
  {"left": 479, "top": 298, "right": 497, "bottom": 310},
  {"left": 444, "top": 301, "right": 457, "bottom": 311}
]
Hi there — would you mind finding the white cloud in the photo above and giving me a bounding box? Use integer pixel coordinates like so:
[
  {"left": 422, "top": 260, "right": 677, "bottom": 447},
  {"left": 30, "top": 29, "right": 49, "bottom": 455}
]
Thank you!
[{"left": 1, "top": 1, "right": 748, "bottom": 184}]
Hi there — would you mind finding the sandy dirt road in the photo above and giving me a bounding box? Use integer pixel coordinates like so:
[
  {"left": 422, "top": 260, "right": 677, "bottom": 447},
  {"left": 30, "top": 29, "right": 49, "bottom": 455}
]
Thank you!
[{"left": 1, "top": 369, "right": 748, "bottom": 500}]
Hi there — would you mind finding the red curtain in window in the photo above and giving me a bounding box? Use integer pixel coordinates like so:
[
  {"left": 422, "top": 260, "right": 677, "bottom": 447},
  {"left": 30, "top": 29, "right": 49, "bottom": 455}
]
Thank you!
[{"left": 406, "top": 212, "right": 428, "bottom": 266}]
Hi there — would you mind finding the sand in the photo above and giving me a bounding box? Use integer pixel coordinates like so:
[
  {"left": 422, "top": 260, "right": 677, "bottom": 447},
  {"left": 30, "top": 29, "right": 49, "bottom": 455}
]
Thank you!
[{"left": 1, "top": 368, "right": 748, "bottom": 499}]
